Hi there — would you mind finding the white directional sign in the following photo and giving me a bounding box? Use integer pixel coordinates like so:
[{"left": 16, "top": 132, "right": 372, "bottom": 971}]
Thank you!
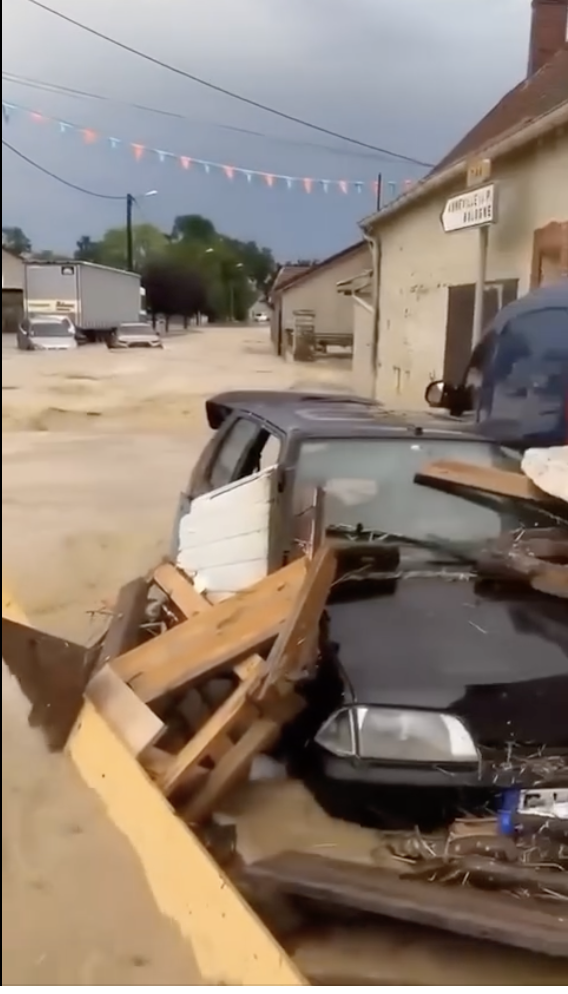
[{"left": 441, "top": 182, "right": 498, "bottom": 233}]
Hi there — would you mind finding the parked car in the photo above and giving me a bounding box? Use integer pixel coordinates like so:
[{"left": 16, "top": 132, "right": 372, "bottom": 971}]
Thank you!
[
  {"left": 107, "top": 322, "right": 163, "bottom": 349},
  {"left": 253, "top": 312, "right": 269, "bottom": 323},
  {"left": 175, "top": 389, "right": 568, "bottom": 828},
  {"left": 17, "top": 316, "right": 77, "bottom": 351},
  {"left": 425, "top": 281, "right": 568, "bottom": 448}
]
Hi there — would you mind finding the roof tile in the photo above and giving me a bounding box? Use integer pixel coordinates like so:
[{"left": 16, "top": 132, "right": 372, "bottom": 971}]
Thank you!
[{"left": 433, "top": 43, "right": 568, "bottom": 174}]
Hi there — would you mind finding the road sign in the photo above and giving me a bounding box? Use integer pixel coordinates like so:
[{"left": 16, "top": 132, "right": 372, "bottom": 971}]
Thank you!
[
  {"left": 441, "top": 183, "right": 498, "bottom": 233},
  {"left": 467, "top": 157, "right": 492, "bottom": 188}
]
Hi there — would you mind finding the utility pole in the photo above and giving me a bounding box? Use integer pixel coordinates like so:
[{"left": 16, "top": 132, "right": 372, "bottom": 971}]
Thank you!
[
  {"left": 471, "top": 224, "right": 489, "bottom": 348},
  {"left": 126, "top": 193, "right": 134, "bottom": 271}
]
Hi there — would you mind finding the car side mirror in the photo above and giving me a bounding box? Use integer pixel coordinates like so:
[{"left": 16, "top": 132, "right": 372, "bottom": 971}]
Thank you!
[
  {"left": 425, "top": 379, "right": 475, "bottom": 415},
  {"left": 425, "top": 380, "right": 446, "bottom": 408}
]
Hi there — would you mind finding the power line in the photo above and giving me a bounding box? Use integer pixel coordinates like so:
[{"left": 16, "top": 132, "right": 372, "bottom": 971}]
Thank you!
[
  {"left": 1, "top": 71, "right": 383, "bottom": 161},
  {"left": 24, "top": 0, "right": 434, "bottom": 169},
  {"left": 2, "top": 138, "right": 125, "bottom": 199}
]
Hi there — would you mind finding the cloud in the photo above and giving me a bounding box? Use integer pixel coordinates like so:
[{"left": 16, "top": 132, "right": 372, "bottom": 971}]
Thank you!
[{"left": 2, "top": 0, "right": 532, "bottom": 258}]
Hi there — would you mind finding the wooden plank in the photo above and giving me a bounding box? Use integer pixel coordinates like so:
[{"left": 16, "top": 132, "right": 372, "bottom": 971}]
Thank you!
[
  {"left": 415, "top": 460, "right": 558, "bottom": 503},
  {"left": 99, "top": 576, "right": 150, "bottom": 666},
  {"left": 141, "top": 745, "right": 208, "bottom": 793},
  {"left": 1, "top": 618, "right": 98, "bottom": 751},
  {"left": 67, "top": 701, "right": 309, "bottom": 986},
  {"left": 181, "top": 693, "right": 305, "bottom": 824},
  {"left": 86, "top": 665, "right": 164, "bottom": 757},
  {"left": 152, "top": 563, "right": 260, "bottom": 681},
  {"left": 158, "top": 666, "right": 265, "bottom": 796},
  {"left": 113, "top": 558, "right": 307, "bottom": 703},
  {"left": 242, "top": 851, "right": 568, "bottom": 958},
  {"left": 152, "top": 562, "right": 209, "bottom": 619},
  {"left": 255, "top": 544, "right": 336, "bottom": 699},
  {"left": 153, "top": 564, "right": 263, "bottom": 762}
]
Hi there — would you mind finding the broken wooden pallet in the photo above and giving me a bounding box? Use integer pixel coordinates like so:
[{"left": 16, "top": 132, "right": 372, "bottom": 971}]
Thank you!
[
  {"left": 98, "top": 549, "right": 336, "bottom": 824},
  {"left": 148, "top": 549, "right": 335, "bottom": 821},
  {"left": 112, "top": 557, "right": 308, "bottom": 702}
]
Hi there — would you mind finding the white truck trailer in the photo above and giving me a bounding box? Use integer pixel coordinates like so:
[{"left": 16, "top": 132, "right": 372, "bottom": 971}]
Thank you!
[{"left": 23, "top": 261, "right": 144, "bottom": 342}]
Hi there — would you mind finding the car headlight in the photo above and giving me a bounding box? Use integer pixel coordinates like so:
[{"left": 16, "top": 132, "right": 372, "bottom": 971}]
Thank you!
[{"left": 315, "top": 706, "right": 479, "bottom": 764}]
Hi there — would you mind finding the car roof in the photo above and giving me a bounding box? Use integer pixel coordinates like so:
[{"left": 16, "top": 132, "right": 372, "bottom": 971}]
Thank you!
[
  {"left": 491, "top": 280, "right": 568, "bottom": 334},
  {"left": 206, "top": 389, "right": 487, "bottom": 440}
]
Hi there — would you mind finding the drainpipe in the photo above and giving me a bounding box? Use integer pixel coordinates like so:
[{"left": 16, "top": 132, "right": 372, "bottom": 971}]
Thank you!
[{"left": 364, "top": 232, "right": 381, "bottom": 400}]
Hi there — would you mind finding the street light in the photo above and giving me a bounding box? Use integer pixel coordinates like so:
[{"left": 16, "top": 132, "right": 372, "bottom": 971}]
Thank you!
[{"left": 126, "top": 190, "right": 158, "bottom": 271}]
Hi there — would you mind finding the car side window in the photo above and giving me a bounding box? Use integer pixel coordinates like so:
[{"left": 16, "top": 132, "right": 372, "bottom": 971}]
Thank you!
[
  {"left": 488, "top": 307, "right": 568, "bottom": 420},
  {"left": 258, "top": 432, "right": 282, "bottom": 472},
  {"left": 208, "top": 418, "right": 261, "bottom": 491}
]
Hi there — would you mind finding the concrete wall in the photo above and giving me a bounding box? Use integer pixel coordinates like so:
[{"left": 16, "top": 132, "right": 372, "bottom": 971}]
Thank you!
[
  {"left": 2, "top": 249, "right": 24, "bottom": 290},
  {"left": 374, "top": 134, "right": 568, "bottom": 406},
  {"left": 280, "top": 244, "right": 371, "bottom": 339},
  {"left": 351, "top": 295, "right": 375, "bottom": 397}
]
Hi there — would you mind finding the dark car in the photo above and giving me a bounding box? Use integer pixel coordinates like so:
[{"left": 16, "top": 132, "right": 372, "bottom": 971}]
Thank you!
[
  {"left": 425, "top": 282, "right": 568, "bottom": 448},
  {"left": 180, "top": 389, "right": 568, "bottom": 827}
]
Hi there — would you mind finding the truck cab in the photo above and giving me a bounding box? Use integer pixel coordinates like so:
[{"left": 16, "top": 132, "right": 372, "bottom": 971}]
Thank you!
[{"left": 425, "top": 282, "right": 568, "bottom": 448}]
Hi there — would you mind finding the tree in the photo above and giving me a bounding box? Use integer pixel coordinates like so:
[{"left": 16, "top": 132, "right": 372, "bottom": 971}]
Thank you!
[
  {"left": 171, "top": 214, "right": 216, "bottom": 244},
  {"left": 75, "top": 225, "right": 167, "bottom": 270},
  {"left": 223, "top": 237, "right": 276, "bottom": 295},
  {"left": 2, "top": 226, "right": 31, "bottom": 255},
  {"left": 68, "top": 214, "right": 273, "bottom": 321},
  {"left": 142, "top": 259, "right": 209, "bottom": 326},
  {"left": 99, "top": 223, "right": 167, "bottom": 271},
  {"left": 75, "top": 235, "right": 102, "bottom": 263}
]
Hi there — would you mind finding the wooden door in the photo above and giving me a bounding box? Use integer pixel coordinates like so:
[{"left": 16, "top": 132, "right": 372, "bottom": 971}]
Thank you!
[
  {"left": 531, "top": 222, "right": 568, "bottom": 287},
  {"left": 442, "top": 280, "right": 519, "bottom": 384}
]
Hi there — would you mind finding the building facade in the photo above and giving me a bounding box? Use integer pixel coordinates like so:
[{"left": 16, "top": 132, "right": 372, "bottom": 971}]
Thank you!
[
  {"left": 270, "top": 242, "right": 371, "bottom": 356},
  {"left": 358, "top": 1, "right": 568, "bottom": 406}
]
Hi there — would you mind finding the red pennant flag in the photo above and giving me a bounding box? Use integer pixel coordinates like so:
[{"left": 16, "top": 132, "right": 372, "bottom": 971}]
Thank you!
[
  {"left": 223, "top": 165, "right": 235, "bottom": 180},
  {"left": 82, "top": 128, "right": 97, "bottom": 144},
  {"left": 131, "top": 143, "right": 145, "bottom": 161},
  {"left": 303, "top": 178, "right": 313, "bottom": 193},
  {"left": 29, "top": 111, "right": 45, "bottom": 123},
  {"left": 263, "top": 173, "right": 275, "bottom": 187},
  {"left": 180, "top": 156, "right": 192, "bottom": 170},
  {"left": 338, "top": 180, "right": 348, "bottom": 194}
]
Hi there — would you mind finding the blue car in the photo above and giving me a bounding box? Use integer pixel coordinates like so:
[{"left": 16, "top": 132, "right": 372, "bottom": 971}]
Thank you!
[{"left": 426, "top": 282, "right": 568, "bottom": 448}]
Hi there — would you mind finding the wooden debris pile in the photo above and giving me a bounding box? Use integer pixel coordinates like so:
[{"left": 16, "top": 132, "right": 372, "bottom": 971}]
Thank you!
[
  {"left": 85, "top": 546, "right": 336, "bottom": 826},
  {"left": 384, "top": 816, "right": 568, "bottom": 902},
  {"left": 416, "top": 447, "right": 568, "bottom": 600}
]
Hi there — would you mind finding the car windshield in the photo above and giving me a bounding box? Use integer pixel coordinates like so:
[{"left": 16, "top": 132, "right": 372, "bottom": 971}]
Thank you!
[
  {"left": 30, "top": 321, "right": 70, "bottom": 337},
  {"left": 119, "top": 324, "right": 154, "bottom": 336},
  {"left": 294, "top": 437, "right": 565, "bottom": 556}
]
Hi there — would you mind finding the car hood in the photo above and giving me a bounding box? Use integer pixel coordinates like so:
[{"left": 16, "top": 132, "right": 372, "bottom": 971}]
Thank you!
[
  {"left": 328, "top": 576, "right": 568, "bottom": 746},
  {"left": 31, "top": 337, "right": 76, "bottom": 350},
  {"left": 114, "top": 335, "right": 161, "bottom": 347}
]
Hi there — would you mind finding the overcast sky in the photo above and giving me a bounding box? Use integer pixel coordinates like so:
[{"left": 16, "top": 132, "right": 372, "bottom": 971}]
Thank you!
[{"left": 2, "top": 0, "right": 532, "bottom": 261}]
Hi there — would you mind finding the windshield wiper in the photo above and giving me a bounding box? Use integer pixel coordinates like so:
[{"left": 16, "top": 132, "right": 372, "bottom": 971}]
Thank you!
[{"left": 326, "top": 524, "right": 473, "bottom": 564}]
